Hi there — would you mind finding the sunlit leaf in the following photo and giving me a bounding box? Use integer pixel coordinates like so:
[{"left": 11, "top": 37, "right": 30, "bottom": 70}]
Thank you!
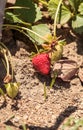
[
  {"left": 28, "top": 24, "right": 51, "bottom": 45},
  {"left": 78, "top": 2, "right": 83, "bottom": 15},
  {"left": 48, "top": 0, "right": 71, "bottom": 24}
]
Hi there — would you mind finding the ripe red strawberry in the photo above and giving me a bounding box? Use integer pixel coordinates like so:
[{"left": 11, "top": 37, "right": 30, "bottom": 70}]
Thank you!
[{"left": 32, "top": 53, "right": 50, "bottom": 75}]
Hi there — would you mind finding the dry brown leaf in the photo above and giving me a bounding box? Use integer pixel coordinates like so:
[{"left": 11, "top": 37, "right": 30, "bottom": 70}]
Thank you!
[
  {"left": 52, "top": 59, "right": 78, "bottom": 81},
  {"left": 4, "top": 74, "right": 12, "bottom": 83}
]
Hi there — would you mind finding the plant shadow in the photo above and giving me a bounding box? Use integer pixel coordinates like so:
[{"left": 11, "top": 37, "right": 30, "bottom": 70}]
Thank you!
[
  {"left": 18, "top": 106, "right": 77, "bottom": 130},
  {"left": 4, "top": 120, "right": 17, "bottom": 128},
  {"left": 0, "top": 100, "right": 7, "bottom": 110},
  {"left": 76, "top": 39, "right": 83, "bottom": 55},
  {"left": 35, "top": 72, "right": 71, "bottom": 89}
]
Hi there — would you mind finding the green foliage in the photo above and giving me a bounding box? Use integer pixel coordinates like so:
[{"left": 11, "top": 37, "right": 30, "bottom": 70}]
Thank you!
[
  {"left": 5, "top": 12, "right": 24, "bottom": 24},
  {"left": 5, "top": 0, "right": 42, "bottom": 24},
  {"left": 72, "top": 15, "right": 83, "bottom": 34},
  {"left": 28, "top": 24, "right": 51, "bottom": 45},
  {"left": 62, "top": 117, "right": 83, "bottom": 130},
  {"left": 0, "top": 88, "right": 5, "bottom": 99},
  {"left": 48, "top": 0, "right": 83, "bottom": 34},
  {"left": 69, "top": 0, "right": 83, "bottom": 13},
  {"left": 14, "top": 0, "right": 42, "bottom": 23},
  {"left": 78, "top": 2, "right": 83, "bottom": 15},
  {"left": 5, "top": 0, "right": 51, "bottom": 47},
  {"left": 48, "top": 0, "right": 71, "bottom": 24},
  {"left": 0, "top": 42, "right": 19, "bottom": 99}
]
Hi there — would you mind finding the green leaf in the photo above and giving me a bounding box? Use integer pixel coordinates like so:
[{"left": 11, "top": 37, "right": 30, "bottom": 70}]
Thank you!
[
  {"left": 28, "top": 24, "right": 51, "bottom": 45},
  {"left": 5, "top": 12, "right": 24, "bottom": 24},
  {"left": 69, "top": 0, "right": 83, "bottom": 13},
  {"left": 0, "top": 88, "right": 4, "bottom": 96},
  {"left": 48, "top": 0, "right": 71, "bottom": 24},
  {"left": 72, "top": 15, "right": 83, "bottom": 34},
  {"left": 5, "top": 12, "right": 31, "bottom": 26},
  {"left": 48, "top": 0, "right": 60, "bottom": 19},
  {"left": 59, "top": 6, "right": 72, "bottom": 24},
  {"left": 14, "top": 0, "right": 42, "bottom": 23},
  {"left": 78, "top": 3, "right": 83, "bottom": 15}
]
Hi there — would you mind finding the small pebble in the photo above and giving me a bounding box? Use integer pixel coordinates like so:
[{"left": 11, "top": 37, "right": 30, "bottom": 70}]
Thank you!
[{"left": 13, "top": 116, "right": 20, "bottom": 123}]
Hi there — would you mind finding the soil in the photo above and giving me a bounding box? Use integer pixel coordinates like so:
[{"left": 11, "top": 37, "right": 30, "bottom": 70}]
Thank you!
[{"left": 0, "top": 28, "right": 83, "bottom": 130}]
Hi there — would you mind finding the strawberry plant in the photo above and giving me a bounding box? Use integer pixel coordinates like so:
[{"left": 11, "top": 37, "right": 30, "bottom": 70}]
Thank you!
[
  {"left": 4, "top": 0, "right": 65, "bottom": 59},
  {"left": 0, "top": 0, "right": 78, "bottom": 95},
  {"left": 4, "top": 1, "right": 66, "bottom": 91},
  {"left": 48, "top": 0, "right": 83, "bottom": 34},
  {"left": 0, "top": 42, "right": 19, "bottom": 99}
]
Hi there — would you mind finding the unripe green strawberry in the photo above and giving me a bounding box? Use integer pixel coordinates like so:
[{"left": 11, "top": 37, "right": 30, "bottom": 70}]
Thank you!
[
  {"left": 51, "top": 44, "right": 63, "bottom": 65},
  {"left": 5, "top": 82, "right": 20, "bottom": 99}
]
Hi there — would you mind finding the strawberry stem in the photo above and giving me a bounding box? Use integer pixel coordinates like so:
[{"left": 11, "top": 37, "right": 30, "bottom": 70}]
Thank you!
[
  {"left": 3, "top": 24, "right": 50, "bottom": 43},
  {"left": 50, "top": 73, "right": 57, "bottom": 88},
  {"left": 53, "top": 0, "right": 63, "bottom": 38},
  {"left": 0, "top": 42, "right": 14, "bottom": 81},
  {"left": 44, "top": 82, "right": 48, "bottom": 100}
]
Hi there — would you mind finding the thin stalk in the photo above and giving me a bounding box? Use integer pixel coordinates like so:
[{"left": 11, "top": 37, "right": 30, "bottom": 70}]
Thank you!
[
  {"left": 53, "top": 0, "right": 62, "bottom": 37},
  {"left": 0, "top": 42, "right": 14, "bottom": 81},
  {"left": 3, "top": 24, "right": 50, "bottom": 43},
  {"left": 44, "top": 82, "right": 47, "bottom": 100},
  {"left": 4, "top": 50, "right": 9, "bottom": 76},
  {"left": 5, "top": 6, "right": 29, "bottom": 10},
  {"left": 50, "top": 73, "right": 57, "bottom": 89},
  {"left": 0, "top": 41, "right": 9, "bottom": 51},
  {"left": 1, "top": 58, "right": 6, "bottom": 70}
]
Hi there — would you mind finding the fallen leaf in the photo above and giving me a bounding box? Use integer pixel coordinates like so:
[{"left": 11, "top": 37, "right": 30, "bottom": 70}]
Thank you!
[
  {"left": 52, "top": 59, "right": 78, "bottom": 81},
  {"left": 4, "top": 74, "right": 12, "bottom": 83}
]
